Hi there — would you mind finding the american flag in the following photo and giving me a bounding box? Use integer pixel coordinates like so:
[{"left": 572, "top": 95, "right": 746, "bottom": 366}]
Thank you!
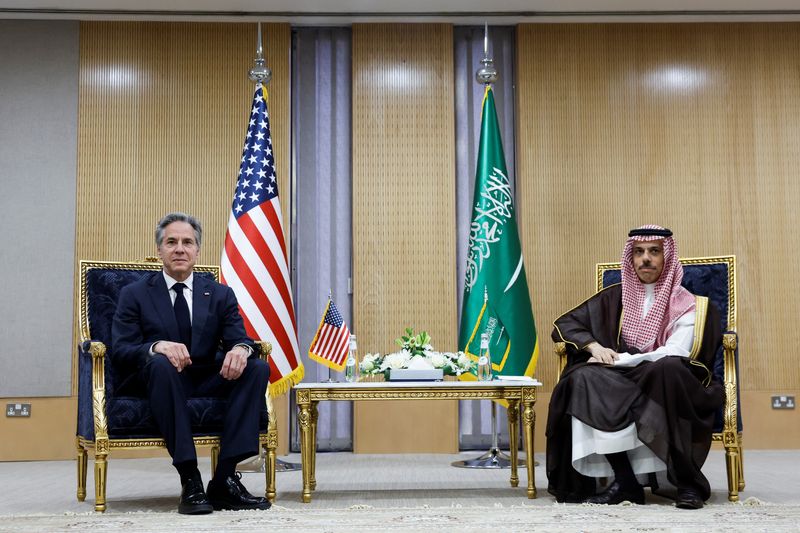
[
  {"left": 308, "top": 298, "right": 351, "bottom": 371},
  {"left": 221, "top": 84, "right": 303, "bottom": 394}
]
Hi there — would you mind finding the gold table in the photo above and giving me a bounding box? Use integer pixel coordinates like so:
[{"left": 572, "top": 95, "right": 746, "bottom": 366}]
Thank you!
[{"left": 294, "top": 379, "right": 541, "bottom": 503}]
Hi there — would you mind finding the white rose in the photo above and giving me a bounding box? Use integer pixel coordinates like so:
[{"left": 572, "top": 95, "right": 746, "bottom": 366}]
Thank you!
[
  {"left": 358, "top": 353, "right": 374, "bottom": 373},
  {"left": 408, "top": 355, "right": 434, "bottom": 370},
  {"left": 429, "top": 352, "right": 446, "bottom": 369},
  {"left": 382, "top": 351, "right": 411, "bottom": 370},
  {"left": 457, "top": 352, "right": 472, "bottom": 369}
]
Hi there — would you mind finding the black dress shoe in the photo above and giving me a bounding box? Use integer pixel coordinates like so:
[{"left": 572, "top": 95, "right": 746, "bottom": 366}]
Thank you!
[
  {"left": 179, "top": 476, "right": 213, "bottom": 515},
  {"left": 676, "top": 487, "right": 704, "bottom": 509},
  {"left": 584, "top": 481, "right": 645, "bottom": 505},
  {"left": 207, "top": 472, "right": 271, "bottom": 511}
]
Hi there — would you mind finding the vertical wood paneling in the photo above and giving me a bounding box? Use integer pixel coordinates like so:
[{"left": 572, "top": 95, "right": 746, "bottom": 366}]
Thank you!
[
  {"left": 352, "top": 24, "right": 458, "bottom": 453},
  {"left": 516, "top": 23, "right": 800, "bottom": 393},
  {"left": 74, "top": 22, "right": 290, "bottom": 394},
  {"left": 76, "top": 22, "right": 289, "bottom": 261}
]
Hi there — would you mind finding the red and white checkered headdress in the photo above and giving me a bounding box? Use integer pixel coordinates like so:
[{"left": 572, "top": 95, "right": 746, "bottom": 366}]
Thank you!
[{"left": 620, "top": 224, "right": 695, "bottom": 352}]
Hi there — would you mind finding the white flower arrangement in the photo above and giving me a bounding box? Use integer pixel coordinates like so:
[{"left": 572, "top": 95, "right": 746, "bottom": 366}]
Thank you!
[{"left": 359, "top": 328, "right": 475, "bottom": 379}]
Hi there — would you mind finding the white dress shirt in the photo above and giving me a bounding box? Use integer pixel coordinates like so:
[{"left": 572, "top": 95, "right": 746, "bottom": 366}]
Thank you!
[
  {"left": 150, "top": 270, "right": 251, "bottom": 357},
  {"left": 163, "top": 271, "right": 194, "bottom": 322}
]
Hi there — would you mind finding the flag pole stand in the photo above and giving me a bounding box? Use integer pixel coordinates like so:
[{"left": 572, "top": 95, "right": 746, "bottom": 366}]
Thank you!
[
  {"left": 239, "top": 453, "right": 301, "bottom": 473},
  {"left": 320, "top": 365, "right": 336, "bottom": 384},
  {"left": 451, "top": 402, "right": 525, "bottom": 469}
]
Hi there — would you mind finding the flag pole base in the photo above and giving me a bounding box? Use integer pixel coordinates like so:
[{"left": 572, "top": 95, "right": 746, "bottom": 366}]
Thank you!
[
  {"left": 238, "top": 455, "right": 302, "bottom": 473},
  {"left": 451, "top": 447, "right": 527, "bottom": 469}
]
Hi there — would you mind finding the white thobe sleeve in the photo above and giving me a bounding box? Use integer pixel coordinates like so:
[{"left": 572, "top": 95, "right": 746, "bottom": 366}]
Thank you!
[{"left": 613, "top": 311, "right": 696, "bottom": 368}]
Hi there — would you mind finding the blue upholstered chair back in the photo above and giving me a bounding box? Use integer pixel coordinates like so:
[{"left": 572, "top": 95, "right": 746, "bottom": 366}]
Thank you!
[
  {"left": 596, "top": 256, "right": 741, "bottom": 433},
  {"left": 82, "top": 265, "right": 218, "bottom": 395},
  {"left": 76, "top": 261, "right": 247, "bottom": 441}
]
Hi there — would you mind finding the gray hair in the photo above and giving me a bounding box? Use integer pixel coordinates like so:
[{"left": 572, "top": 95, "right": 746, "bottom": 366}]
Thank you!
[{"left": 155, "top": 212, "right": 203, "bottom": 248}]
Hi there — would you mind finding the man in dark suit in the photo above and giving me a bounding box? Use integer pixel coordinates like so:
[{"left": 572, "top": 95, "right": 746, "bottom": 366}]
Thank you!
[{"left": 112, "top": 212, "right": 271, "bottom": 514}]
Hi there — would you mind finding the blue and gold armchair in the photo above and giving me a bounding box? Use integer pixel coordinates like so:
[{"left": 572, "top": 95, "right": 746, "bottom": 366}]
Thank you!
[
  {"left": 555, "top": 255, "right": 743, "bottom": 502},
  {"left": 75, "top": 259, "right": 278, "bottom": 512}
]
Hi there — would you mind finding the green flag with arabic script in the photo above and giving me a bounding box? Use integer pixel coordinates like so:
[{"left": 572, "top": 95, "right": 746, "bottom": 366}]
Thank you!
[{"left": 459, "top": 87, "right": 539, "bottom": 378}]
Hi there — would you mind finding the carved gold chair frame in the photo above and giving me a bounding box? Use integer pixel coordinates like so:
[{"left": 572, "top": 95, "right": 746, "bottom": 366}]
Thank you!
[
  {"left": 75, "top": 259, "right": 278, "bottom": 512},
  {"left": 554, "top": 255, "right": 744, "bottom": 502}
]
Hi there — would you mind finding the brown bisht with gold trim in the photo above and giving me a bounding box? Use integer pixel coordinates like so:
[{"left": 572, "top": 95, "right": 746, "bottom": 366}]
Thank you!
[{"left": 546, "top": 284, "right": 724, "bottom": 503}]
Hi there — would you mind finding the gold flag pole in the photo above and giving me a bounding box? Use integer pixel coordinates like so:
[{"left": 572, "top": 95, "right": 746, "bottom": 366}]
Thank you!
[
  {"left": 451, "top": 24, "right": 527, "bottom": 471},
  {"left": 237, "top": 21, "right": 301, "bottom": 475}
]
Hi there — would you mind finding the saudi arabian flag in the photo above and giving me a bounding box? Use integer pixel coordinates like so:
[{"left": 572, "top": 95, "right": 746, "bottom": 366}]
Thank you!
[{"left": 459, "top": 86, "right": 539, "bottom": 378}]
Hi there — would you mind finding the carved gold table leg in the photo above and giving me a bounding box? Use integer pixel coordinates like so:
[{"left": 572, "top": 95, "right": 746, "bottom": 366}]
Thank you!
[
  {"left": 522, "top": 388, "right": 537, "bottom": 499},
  {"left": 507, "top": 398, "right": 520, "bottom": 488},
  {"left": 76, "top": 440, "right": 87, "bottom": 502},
  {"left": 297, "top": 391, "right": 313, "bottom": 503},
  {"left": 310, "top": 402, "right": 319, "bottom": 491}
]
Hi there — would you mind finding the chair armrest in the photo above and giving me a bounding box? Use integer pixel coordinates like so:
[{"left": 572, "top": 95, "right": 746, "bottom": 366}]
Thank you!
[
  {"left": 84, "top": 341, "right": 110, "bottom": 450},
  {"left": 721, "top": 332, "right": 740, "bottom": 441},
  {"left": 254, "top": 340, "right": 273, "bottom": 361},
  {"left": 555, "top": 342, "right": 567, "bottom": 382}
]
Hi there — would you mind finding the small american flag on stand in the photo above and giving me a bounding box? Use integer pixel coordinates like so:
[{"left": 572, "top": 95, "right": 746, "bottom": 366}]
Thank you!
[
  {"left": 308, "top": 298, "right": 351, "bottom": 372},
  {"left": 220, "top": 83, "right": 303, "bottom": 395}
]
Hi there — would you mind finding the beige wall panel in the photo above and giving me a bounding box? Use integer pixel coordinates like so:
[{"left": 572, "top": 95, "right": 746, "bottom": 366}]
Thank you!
[
  {"left": 355, "top": 400, "right": 459, "bottom": 453},
  {"left": 76, "top": 21, "right": 290, "bottom": 264},
  {"left": 352, "top": 24, "right": 458, "bottom": 453},
  {"left": 0, "top": 398, "right": 77, "bottom": 460},
  {"left": 517, "top": 23, "right": 800, "bottom": 397},
  {"left": 736, "top": 391, "right": 800, "bottom": 449}
]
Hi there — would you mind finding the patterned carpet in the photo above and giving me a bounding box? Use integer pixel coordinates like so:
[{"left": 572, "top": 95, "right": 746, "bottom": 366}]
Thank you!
[
  {"left": 1, "top": 450, "right": 798, "bottom": 531},
  {"left": 3, "top": 499, "right": 799, "bottom": 533}
]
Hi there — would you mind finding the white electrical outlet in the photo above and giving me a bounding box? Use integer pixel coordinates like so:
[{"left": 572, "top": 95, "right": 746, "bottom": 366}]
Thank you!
[
  {"left": 5, "top": 403, "right": 31, "bottom": 417},
  {"left": 771, "top": 395, "right": 795, "bottom": 410}
]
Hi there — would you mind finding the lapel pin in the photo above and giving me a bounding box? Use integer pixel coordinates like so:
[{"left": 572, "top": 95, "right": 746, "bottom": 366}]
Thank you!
[{"left": 204, "top": 292, "right": 211, "bottom": 296}]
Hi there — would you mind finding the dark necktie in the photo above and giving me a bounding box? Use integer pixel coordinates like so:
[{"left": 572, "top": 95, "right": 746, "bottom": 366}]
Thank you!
[{"left": 172, "top": 282, "right": 192, "bottom": 351}]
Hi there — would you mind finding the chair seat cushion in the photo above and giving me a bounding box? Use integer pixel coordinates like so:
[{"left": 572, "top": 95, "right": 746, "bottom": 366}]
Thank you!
[{"left": 106, "top": 397, "right": 268, "bottom": 439}]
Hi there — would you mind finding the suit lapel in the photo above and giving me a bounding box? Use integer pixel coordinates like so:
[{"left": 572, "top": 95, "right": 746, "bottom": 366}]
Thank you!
[
  {"left": 147, "top": 272, "right": 180, "bottom": 342},
  {"left": 192, "top": 274, "right": 213, "bottom": 352}
]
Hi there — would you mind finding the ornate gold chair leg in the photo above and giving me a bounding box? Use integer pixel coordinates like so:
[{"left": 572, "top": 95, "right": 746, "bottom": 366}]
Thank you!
[
  {"left": 724, "top": 442, "right": 740, "bottom": 502},
  {"left": 94, "top": 451, "right": 108, "bottom": 512},
  {"left": 266, "top": 431, "right": 277, "bottom": 501},
  {"left": 210, "top": 444, "right": 220, "bottom": 476},
  {"left": 76, "top": 440, "right": 87, "bottom": 502},
  {"left": 737, "top": 435, "right": 745, "bottom": 491}
]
